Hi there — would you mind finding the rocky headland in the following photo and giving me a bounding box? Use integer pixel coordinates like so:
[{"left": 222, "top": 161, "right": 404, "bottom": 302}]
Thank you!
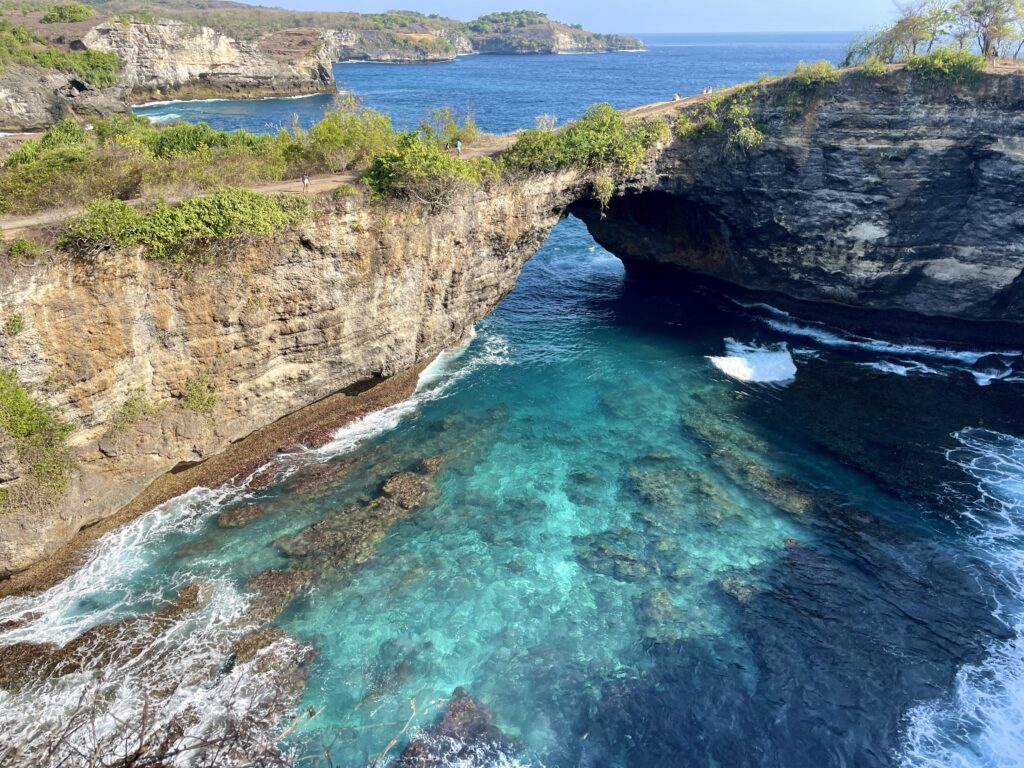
[
  {"left": 0, "top": 4, "right": 644, "bottom": 130},
  {"left": 2, "top": 65, "right": 1024, "bottom": 586}
]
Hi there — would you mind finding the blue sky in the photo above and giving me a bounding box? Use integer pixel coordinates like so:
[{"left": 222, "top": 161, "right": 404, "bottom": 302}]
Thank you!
[{"left": 241, "top": 0, "right": 897, "bottom": 33}]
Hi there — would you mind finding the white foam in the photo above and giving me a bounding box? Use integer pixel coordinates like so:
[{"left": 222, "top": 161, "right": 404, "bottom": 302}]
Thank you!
[
  {"left": 315, "top": 326, "right": 509, "bottom": 460},
  {"left": 135, "top": 91, "right": 329, "bottom": 108},
  {"left": 146, "top": 112, "right": 181, "bottom": 123},
  {"left": 737, "top": 301, "right": 1023, "bottom": 387},
  {"left": 858, "top": 360, "right": 944, "bottom": 377},
  {"left": 900, "top": 428, "right": 1024, "bottom": 768},
  {"left": 708, "top": 339, "right": 797, "bottom": 384}
]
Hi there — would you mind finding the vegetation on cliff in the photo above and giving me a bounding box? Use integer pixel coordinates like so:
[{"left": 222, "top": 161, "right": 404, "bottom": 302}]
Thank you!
[
  {"left": 0, "top": 370, "right": 74, "bottom": 508},
  {"left": 0, "top": 18, "right": 119, "bottom": 85},
  {"left": 58, "top": 187, "right": 308, "bottom": 265},
  {"left": 40, "top": 1, "right": 93, "bottom": 22},
  {"left": 502, "top": 104, "right": 669, "bottom": 175}
]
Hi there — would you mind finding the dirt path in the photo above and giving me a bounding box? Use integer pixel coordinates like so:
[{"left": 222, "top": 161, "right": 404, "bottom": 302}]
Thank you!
[{"left": 0, "top": 140, "right": 513, "bottom": 240}]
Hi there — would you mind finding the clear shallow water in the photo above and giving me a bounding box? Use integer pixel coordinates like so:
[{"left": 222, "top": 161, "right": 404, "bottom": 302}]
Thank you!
[{"left": 3, "top": 33, "right": 1024, "bottom": 768}]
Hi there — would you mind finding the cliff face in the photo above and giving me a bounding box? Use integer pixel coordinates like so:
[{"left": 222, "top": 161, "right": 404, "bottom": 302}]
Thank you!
[
  {"left": 83, "top": 20, "right": 334, "bottom": 101},
  {"left": 577, "top": 70, "right": 1024, "bottom": 324},
  {"left": 0, "top": 64, "right": 129, "bottom": 131},
  {"left": 0, "top": 174, "right": 579, "bottom": 577}
]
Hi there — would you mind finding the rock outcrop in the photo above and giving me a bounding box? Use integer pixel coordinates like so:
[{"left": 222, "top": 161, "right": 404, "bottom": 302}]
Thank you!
[
  {"left": 0, "top": 173, "right": 579, "bottom": 577},
  {"left": 0, "top": 14, "right": 335, "bottom": 130},
  {"left": 81, "top": 20, "right": 335, "bottom": 102},
  {"left": 576, "top": 69, "right": 1024, "bottom": 325}
]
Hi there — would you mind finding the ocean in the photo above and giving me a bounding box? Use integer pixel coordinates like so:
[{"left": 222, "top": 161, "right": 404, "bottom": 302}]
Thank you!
[{"left": 2, "top": 33, "right": 1023, "bottom": 768}]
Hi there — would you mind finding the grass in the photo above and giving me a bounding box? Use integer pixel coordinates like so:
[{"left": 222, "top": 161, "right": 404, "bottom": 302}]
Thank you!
[
  {"left": 0, "top": 369, "right": 74, "bottom": 507},
  {"left": 0, "top": 20, "right": 120, "bottom": 87}
]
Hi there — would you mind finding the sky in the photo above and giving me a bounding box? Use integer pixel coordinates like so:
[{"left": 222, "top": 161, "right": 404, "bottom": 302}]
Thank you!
[{"left": 239, "top": 0, "right": 899, "bottom": 33}]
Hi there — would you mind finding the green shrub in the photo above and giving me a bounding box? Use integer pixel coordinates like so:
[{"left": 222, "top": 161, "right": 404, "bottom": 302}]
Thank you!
[
  {"left": 790, "top": 60, "right": 842, "bottom": 91},
  {"left": 675, "top": 113, "right": 698, "bottom": 140},
  {"left": 7, "top": 238, "right": 41, "bottom": 262},
  {"left": 0, "top": 369, "right": 74, "bottom": 503},
  {"left": 109, "top": 388, "right": 157, "bottom": 432},
  {"left": 906, "top": 48, "right": 987, "bottom": 87},
  {"left": 362, "top": 133, "right": 482, "bottom": 205},
  {"left": 503, "top": 104, "right": 668, "bottom": 176},
  {"left": 591, "top": 174, "right": 613, "bottom": 216},
  {"left": 41, "top": 2, "right": 94, "bottom": 23},
  {"left": 332, "top": 182, "right": 358, "bottom": 199},
  {"left": 862, "top": 55, "right": 888, "bottom": 78},
  {"left": 732, "top": 124, "right": 766, "bottom": 150},
  {"left": 3, "top": 315, "right": 23, "bottom": 336},
  {"left": 40, "top": 118, "right": 86, "bottom": 149},
  {"left": 306, "top": 97, "right": 396, "bottom": 171},
  {"left": 418, "top": 106, "right": 480, "bottom": 148},
  {"left": 182, "top": 373, "right": 216, "bottom": 415},
  {"left": 59, "top": 188, "right": 309, "bottom": 266}
]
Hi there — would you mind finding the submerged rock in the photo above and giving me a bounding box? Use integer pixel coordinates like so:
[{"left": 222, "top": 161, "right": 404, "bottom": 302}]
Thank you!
[
  {"left": 276, "top": 471, "right": 435, "bottom": 571},
  {"left": 574, "top": 530, "right": 650, "bottom": 582},
  {"left": 396, "top": 687, "right": 517, "bottom": 767},
  {"left": 635, "top": 588, "right": 681, "bottom": 640},
  {"left": 245, "top": 568, "right": 313, "bottom": 623},
  {"left": 217, "top": 501, "right": 273, "bottom": 529},
  {"left": 0, "top": 582, "right": 208, "bottom": 691},
  {"left": 382, "top": 472, "right": 433, "bottom": 510}
]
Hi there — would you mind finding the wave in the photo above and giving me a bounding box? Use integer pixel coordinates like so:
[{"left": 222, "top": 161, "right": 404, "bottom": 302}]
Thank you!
[
  {"left": 135, "top": 92, "right": 329, "bottom": 108},
  {"left": 738, "top": 302, "right": 1023, "bottom": 386},
  {"left": 900, "top": 428, "right": 1024, "bottom": 767},
  {"left": 146, "top": 112, "right": 181, "bottom": 123},
  {"left": 707, "top": 338, "right": 797, "bottom": 384}
]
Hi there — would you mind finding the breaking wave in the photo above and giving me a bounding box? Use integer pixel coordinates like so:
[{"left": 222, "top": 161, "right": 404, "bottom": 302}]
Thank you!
[
  {"left": 900, "top": 428, "right": 1024, "bottom": 767},
  {"left": 739, "top": 302, "right": 1024, "bottom": 386}
]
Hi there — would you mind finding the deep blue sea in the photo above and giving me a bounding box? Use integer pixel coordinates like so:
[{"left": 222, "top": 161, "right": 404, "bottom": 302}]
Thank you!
[{"left": 3, "top": 34, "right": 1024, "bottom": 768}]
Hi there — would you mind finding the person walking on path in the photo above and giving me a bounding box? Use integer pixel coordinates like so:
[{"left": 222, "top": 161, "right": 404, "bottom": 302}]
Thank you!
[
  {"left": 302, "top": 173, "right": 310, "bottom": 194},
  {"left": 455, "top": 139, "right": 463, "bottom": 158}
]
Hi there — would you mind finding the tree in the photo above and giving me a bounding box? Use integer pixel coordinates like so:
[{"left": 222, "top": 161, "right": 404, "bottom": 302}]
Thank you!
[{"left": 955, "top": 0, "right": 1017, "bottom": 57}]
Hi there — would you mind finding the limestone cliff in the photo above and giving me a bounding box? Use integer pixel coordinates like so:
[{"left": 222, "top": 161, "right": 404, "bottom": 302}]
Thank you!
[
  {"left": 0, "top": 174, "right": 580, "bottom": 577},
  {"left": 82, "top": 19, "right": 334, "bottom": 102},
  {"left": 577, "top": 69, "right": 1024, "bottom": 325},
  {"left": 4, "top": 67, "right": 1024, "bottom": 581},
  {"left": 0, "top": 12, "right": 335, "bottom": 130}
]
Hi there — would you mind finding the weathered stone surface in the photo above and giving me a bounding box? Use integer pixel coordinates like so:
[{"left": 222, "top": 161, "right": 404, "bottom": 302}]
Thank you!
[
  {"left": 382, "top": 471, "right": 432, "bottom": 510},
  {"left": 578, "top": 69, "right": 1024, "bottom": 326}
]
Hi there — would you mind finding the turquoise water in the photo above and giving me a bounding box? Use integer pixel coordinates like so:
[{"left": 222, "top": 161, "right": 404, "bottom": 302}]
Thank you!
[{"left": 3, "top": 34, "right": 1024, "bottom": 768}]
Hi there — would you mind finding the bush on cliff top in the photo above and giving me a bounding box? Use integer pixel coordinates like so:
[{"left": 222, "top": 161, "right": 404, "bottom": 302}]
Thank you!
[
  {"left": 362, "top": 133, "right": 487, "bottom": 205},
  {"left": 503, "top": 103, "right": 669, "bottom": 176},
  {"left": 58, "top": 187, "right": 309, "bottom": 266},
  {"left": 41, "top": 2, "right": 94, "bottom": 23},
  {"left": 0, "top": 369, "right": 74, "bottom": 506},
  {"left": 906, "top": 48, "right": 987, "bottom": 86}
]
